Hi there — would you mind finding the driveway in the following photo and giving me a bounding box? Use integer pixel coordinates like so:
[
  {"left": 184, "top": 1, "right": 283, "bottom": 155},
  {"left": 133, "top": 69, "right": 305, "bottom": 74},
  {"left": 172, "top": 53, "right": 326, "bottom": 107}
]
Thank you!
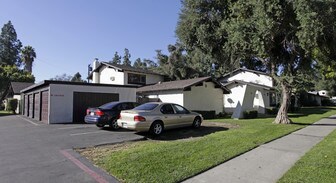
[{"left": 0, "top": 115, "right": 143, "bottom": 183}]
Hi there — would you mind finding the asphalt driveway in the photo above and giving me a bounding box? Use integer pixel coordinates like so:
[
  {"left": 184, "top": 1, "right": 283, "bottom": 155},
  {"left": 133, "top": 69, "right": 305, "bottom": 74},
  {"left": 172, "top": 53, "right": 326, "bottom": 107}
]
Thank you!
[{"left": 0, "top": 115, "right": 143, "bottom": 183}]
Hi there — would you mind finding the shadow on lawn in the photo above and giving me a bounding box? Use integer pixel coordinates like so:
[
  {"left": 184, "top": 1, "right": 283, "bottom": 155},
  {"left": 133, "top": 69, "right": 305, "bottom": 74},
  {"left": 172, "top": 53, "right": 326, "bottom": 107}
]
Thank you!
[{"left": 139, "top": 125, "right": 229, "bottom": 141}]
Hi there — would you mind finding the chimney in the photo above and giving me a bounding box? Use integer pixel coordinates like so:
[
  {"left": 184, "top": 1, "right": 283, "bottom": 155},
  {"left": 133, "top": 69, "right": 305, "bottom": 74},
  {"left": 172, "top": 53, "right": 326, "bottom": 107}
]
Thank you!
[{"left": 92, "top": 58, "right": 100, "bottom": 83}]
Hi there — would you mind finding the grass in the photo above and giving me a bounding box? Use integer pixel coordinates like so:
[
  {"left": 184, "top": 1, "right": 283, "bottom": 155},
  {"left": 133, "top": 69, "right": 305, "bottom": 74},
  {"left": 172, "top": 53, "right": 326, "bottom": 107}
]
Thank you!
[
  {"left": 79, "top": 107, "right": 336, "bottom": 183},
  {"left": 0, "top": 110, "right": 13, "bottom": 117},
  {"left": 278, "top": 125, "right": 336, "bottom": 183}
]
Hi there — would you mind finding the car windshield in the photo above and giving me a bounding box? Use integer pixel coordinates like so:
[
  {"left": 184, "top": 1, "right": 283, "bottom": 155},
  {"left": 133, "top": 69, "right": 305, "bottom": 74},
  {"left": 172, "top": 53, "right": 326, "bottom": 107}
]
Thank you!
[
  {"left": 99, "top": 102, "right": 120, "bottom": 110},
  {"left": 133, "top": 103, "right": 159, "bottom": 110}
]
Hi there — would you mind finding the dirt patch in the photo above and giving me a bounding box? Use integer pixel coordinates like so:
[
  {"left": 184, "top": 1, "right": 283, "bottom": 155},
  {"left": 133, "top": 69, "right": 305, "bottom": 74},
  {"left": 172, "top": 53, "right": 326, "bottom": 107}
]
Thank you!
[{"left": 203, "top": 121, "right": 240, "bottom": 129}]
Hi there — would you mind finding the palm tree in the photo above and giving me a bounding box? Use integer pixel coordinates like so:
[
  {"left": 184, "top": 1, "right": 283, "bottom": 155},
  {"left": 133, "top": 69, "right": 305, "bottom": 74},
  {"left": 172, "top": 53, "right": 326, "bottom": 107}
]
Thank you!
[{"left": 21, "top": 45, "right": 36, "bottom": 73}]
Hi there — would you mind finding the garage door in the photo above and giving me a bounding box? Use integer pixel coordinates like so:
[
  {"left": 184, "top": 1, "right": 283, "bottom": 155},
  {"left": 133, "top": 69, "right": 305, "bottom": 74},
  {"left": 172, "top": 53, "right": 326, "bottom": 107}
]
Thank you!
[
  {"left": 41, "top": 91, "right": 49, "bottom": 123},
  {"left": 28, "top": 95, "right": 33, "bottom": 118},
  {"left": 73, "top": 92, "right": 119, "bottom": 123},
  {"left": 33, "top": 93, "right": 40, "bottom": 120}
]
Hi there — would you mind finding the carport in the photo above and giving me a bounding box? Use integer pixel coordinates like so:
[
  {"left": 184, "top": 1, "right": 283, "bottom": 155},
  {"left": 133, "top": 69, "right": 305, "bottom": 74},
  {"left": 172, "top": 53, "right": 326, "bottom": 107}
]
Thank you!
[{"left": 21, "top": 80, "right": 137, "bottom": 124}]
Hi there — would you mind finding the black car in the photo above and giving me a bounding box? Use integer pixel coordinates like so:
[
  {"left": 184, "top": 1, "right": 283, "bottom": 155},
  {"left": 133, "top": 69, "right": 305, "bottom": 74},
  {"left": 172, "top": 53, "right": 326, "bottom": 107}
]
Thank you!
[{"left": 84, "top": 101, "right": 139, "bottom": 129}]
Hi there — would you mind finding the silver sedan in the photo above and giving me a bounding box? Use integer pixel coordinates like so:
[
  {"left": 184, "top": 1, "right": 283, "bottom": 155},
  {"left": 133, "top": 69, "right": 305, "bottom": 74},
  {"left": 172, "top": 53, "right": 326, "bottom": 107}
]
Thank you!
[{"left": 117, "top": 102, "right": 203, "bottom": 135}]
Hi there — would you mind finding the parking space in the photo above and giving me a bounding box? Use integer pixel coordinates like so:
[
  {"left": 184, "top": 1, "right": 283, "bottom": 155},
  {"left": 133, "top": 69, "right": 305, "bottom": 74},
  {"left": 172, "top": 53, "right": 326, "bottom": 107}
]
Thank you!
[{"left": 0, "top": 115, "right": 144, "bottom": 182}]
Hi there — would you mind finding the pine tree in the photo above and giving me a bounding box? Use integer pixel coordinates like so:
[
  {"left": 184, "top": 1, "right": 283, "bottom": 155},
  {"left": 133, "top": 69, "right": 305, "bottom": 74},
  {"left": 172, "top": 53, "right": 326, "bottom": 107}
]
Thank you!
[
  {"left": 0, "top": 21, "right": 22, "bottom": 67},
  {"left": 122, "top": 48, "right": 131, "bottom": 66},
  {"left": 110, "top": 51, "right": 121, "bottom": 64}
]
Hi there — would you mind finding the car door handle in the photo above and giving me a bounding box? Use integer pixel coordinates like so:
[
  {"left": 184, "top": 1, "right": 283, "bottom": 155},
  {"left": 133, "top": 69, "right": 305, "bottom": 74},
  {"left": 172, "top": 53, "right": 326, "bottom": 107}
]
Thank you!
[
  {"left": 179, "top": 116, "right": 182, "bottom": 118},
  {"left": 164, "top": 116, "right": 168, "bottom": 118}
]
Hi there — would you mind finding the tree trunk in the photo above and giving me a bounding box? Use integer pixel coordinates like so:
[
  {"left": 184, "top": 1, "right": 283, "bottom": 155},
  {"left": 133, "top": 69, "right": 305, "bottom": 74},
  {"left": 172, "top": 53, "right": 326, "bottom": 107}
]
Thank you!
[{"left": 273, "top": 80, "right": 292, "bottom": 124}]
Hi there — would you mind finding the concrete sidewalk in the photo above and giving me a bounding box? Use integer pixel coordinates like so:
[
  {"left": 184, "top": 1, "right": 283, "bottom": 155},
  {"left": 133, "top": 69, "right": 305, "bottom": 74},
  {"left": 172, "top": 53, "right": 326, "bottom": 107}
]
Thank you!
[{"left": 184, "top": 115, "right": 336, "bottom": 183}]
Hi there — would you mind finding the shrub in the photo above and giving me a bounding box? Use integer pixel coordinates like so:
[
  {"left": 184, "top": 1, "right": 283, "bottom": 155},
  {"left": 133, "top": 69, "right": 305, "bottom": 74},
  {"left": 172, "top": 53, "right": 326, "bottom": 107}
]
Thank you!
[
  {"left": 266, "top": 107, "right": 278, "bottom": 115},
  {"left": 0, "top": 103, "right": 4, "bottom": 110},
  {"left": 322, "top": 99, "right": 334, "bottom": 106},
  {"left": 243, "top": 110, "right": 258, "bottom": 119},
  {"left": 192, "top": 110, "right": 216, "bottom": 119},
  {"left": 216, "top": 112, "right": 227, "bottom": 118},
  {"left": 6, "top": 98, "right": 18, "bottom": 114}
]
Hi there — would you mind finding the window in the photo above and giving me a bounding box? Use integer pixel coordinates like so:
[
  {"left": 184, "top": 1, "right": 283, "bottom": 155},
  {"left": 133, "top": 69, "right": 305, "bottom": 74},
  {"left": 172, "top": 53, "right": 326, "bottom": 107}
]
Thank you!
[
  {"left": 160, "top": 104, "right": 175, "bottom": 114},
  {"left": 134, "top": 103, "right": 158, "bottom": 110},
  {"left": 172, "top": 104, "right": 190, "bottom": 114},
  {"left": 128, "top": 73, "right": 146, "bottom": 85}
]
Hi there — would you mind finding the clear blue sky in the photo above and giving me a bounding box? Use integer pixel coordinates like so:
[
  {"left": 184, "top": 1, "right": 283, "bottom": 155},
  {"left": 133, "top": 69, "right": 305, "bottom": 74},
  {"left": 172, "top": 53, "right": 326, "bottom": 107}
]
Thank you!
[{"left": 0, "top": 0, "right": 182, "bottom": 82}]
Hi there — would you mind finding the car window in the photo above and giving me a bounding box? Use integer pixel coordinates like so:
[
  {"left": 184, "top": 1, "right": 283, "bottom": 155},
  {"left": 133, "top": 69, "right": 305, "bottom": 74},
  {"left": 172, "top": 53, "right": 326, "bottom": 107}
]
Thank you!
[
  {"left": 172, "top": 104, "right": 190, "bottom": 114},
  {"left": 134, "top": 103, "right": 159, "bottom": 110},
  {"left": 99, "top": 102, "right": 119, "bottom": 110},
  {"left": 160, "top": 104, "right": 175, "bottom": 114}
]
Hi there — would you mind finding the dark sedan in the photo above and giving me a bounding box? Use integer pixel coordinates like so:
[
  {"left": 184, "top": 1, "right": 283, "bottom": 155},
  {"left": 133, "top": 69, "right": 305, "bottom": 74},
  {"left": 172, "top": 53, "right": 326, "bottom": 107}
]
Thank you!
[{"left": 84, "top": 101, "right": 139, "bottom": 130}]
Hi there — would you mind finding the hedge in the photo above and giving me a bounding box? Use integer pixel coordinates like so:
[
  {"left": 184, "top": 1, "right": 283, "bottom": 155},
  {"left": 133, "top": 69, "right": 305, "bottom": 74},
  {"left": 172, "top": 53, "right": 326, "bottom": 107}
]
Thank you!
[{"left": 243, "top": 110, "right": 258, "bottom": 119}]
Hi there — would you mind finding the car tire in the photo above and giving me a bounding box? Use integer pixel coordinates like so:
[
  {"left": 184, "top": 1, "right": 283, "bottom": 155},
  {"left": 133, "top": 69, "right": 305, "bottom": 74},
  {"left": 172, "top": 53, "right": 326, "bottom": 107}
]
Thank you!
[
  {"left": 150, "top": 121, "right": 164, "bottom": 136},
  {"left": 96, "top": 124, "right": 105, "bottom": 129},
  {"left": 109, "top": 118, "right": 119, "bottom": 130},
  {"left": 192, "top": 117, "right": 202, "bottom": 128}
]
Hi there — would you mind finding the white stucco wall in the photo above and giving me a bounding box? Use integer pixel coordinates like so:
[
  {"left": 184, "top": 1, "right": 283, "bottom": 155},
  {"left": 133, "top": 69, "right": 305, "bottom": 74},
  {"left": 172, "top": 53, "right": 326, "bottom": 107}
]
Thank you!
[
  {"left": 49, "top": 84, "right": 136, "bottom": 124},
  {"left": 227, "top": 71, "right": 273, "bottom": 87},
  {"left": 224, "top": 84, "right": 247, "bottom": 114},
  {"left": 98, "top": 66, "right": 125, "bottom": 85},
  {"left": 147, "top": 91, "right": 184, "bottom": 106},
  {"left": 225, "top": 84, "right": 271, "bottom": 118},
  {"left": 184, "top": 82, "right": 224, "bottom": 114},
  {"left": 13, "top": 94, "right": 21, "bottom": 114},
  {"left": 95, "top": 66, "right": 164, "bottom": 86}
]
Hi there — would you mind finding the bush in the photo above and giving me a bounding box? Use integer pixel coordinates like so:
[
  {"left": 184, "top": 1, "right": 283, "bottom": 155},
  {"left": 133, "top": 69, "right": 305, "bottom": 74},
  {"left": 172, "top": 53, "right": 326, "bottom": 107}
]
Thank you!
[
  {"left": 243, "top": 110, "right": 258, "bottom": 119},
  {"left": 322, "top": 99, "right": 335, "bottom": 106},
  {"left": 6, "top": 98, "right": 18, "bottom": 114},
  {"left": 266, "top": 107, "right": 278, "bottom": 115},
  {"left": 216, "top": 112, "right": 227, "bottom": 118},
  {"left": 0, "top": 103, "right": 4, "bottom": 110},
  {"left": 192, "top": 110, "right": 216, "bottom": 119}
]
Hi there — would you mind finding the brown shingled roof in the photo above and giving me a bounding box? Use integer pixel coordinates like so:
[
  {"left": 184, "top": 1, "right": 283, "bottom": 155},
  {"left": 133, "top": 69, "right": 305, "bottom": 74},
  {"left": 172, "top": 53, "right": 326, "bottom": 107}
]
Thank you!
[
  {"left": 137, "top": 77, "right": 230, "bottom": 94},
  {"left": 10, "top": 82, "right": 34, "bottom": 94}
]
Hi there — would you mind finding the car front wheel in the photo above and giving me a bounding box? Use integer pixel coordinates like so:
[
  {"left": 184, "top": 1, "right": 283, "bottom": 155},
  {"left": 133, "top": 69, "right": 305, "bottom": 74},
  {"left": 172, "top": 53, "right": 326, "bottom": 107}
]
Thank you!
[
  {"left": 192, "top": 117, "right": 202, "bottom": 128},
  {"left": 109, "top": 119, "right": 119, "bottom": 130},
  {"left": 150, "top": 121, "right": 164, "bottom": 136}
]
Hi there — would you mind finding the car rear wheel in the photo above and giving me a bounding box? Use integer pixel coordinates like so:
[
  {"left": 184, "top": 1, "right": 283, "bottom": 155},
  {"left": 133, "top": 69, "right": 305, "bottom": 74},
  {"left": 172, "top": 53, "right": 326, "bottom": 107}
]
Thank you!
[
  {"left": 192, "top": 117, "right": 202, "bottom": 128},
  {"left": 109, "top": 119, "right": 119, "bottom": 130},
  {"left": 150, "top": 121, "right": 164, "bottom": 136}
]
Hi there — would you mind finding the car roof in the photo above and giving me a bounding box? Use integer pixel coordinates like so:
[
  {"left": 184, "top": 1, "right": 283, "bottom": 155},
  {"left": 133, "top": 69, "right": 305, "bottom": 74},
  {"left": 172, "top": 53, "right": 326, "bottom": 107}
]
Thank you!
[{"left": 142, "top": 102, "right": 179, "bottom": 105}]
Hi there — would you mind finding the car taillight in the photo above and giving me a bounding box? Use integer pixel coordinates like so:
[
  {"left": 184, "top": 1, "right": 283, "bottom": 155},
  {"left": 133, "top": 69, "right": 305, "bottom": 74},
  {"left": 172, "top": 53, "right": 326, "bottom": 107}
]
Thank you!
[
  {"left": 95, "top": 110, "right": 104, "bottom": 116},
  {"left": 118, "top": 114, "right": 121, "bottom": 119},
  {"left": 134, "top": 115, "right": 146, "bottom": 122},
  {"left": 86, "top": 109, "right": 90, "bottom": 115}
]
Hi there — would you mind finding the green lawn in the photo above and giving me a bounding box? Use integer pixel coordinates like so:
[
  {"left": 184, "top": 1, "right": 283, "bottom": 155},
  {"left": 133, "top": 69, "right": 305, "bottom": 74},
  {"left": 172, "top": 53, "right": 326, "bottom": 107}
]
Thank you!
[
  {"left": 79, "top": 107, "right": 336, "bottom": 183},
  {"left": 278, "top": 124, "right": 336, "bottom": 183},
  {"left": 0, "top": 110, "right": 13, "bottom": 117}
]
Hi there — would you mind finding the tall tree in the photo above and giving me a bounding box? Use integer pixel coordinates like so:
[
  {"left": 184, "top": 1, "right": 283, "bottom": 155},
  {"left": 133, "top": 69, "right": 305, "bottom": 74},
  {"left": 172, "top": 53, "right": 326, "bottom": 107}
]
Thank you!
[
  {"left": 110, "top": 51, "right": 121, "bottom": 64},
  {"left": 50, "top": 73, "right": 73, "bottom": 81},
  {"left": 0, "top": 65, "right": 35, "bottom": 98},
  {"left": 176, "top": 0, "right": 336, "bottom": 124},
  {"left": 0, "top": 21, "right": 22, "bottom": 67},
  {"left": 21, "top": 45, "right": 36, "bottom": 73},
  {"left": 71, "top": 72, "right": 85, "bottom": 82},
  {"left": 122, "top": 48, "right": 131, "bottom": 66},
  {"left": 133, "top": 58, "right": 147, "bottom": 69}
]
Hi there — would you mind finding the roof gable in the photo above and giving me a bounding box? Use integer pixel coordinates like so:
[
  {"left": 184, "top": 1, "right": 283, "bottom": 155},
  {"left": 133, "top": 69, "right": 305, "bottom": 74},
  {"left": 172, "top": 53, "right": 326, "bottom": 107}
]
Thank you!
[{"left": 10, "top": 82, "right": 34, "bottom": 94}]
